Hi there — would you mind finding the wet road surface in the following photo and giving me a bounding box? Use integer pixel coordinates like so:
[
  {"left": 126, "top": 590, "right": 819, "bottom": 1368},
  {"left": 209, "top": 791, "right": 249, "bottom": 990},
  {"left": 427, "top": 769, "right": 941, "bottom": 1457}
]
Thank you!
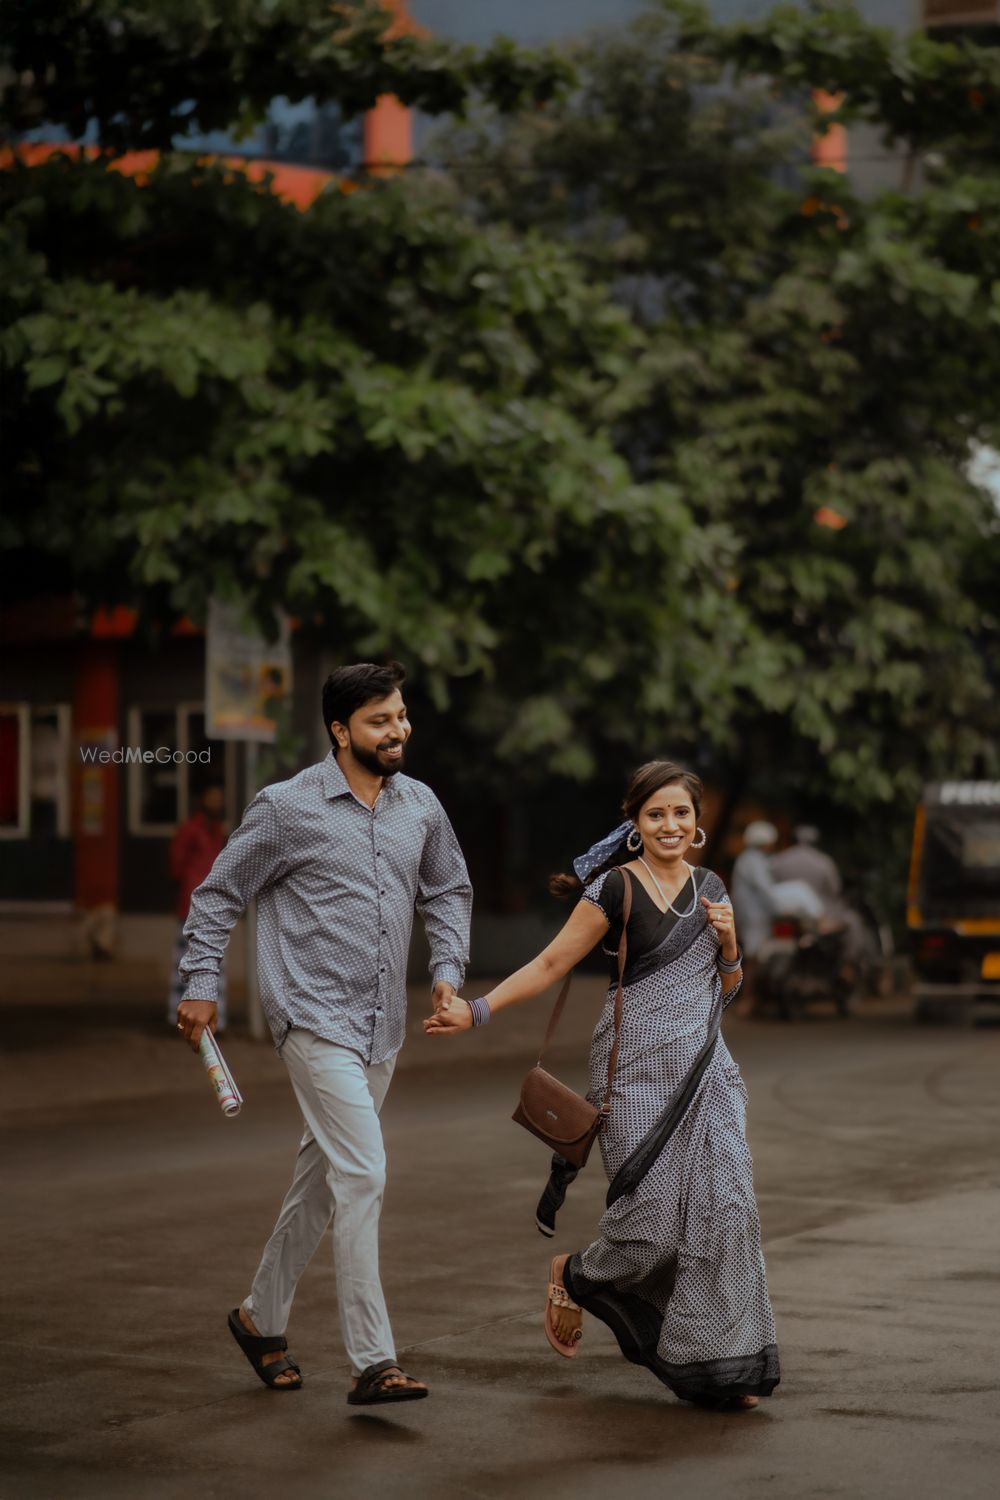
[{"left": 1, "top": 975, "right": 997, "bottom": 1499}]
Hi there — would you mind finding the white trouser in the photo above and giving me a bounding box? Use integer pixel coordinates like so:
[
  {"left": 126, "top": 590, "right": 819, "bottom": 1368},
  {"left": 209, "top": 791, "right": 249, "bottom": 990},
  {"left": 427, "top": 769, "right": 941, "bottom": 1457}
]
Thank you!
[{"left": 244, "top": 1029, "right": 396, "bottom": 1376}]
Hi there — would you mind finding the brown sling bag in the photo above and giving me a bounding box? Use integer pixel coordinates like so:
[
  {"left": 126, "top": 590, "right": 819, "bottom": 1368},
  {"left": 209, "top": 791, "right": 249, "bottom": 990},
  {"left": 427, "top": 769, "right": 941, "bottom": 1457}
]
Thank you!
[{"left": 512, "top": 869, "right": 632, "bottom": 1168}]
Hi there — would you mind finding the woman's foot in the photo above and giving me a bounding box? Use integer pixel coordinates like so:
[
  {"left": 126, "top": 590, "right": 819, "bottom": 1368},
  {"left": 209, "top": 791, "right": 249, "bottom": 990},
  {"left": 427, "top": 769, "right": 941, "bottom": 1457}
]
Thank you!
[
  {"left": 238, "top": 1306, "right": 300, "bottom": 1388},
  {"left": 690, "top": 1392, "right": 759, "bottom": 1410},
  {"left": 544, "top": 1253, "right": 583, "bottom": 1356}
]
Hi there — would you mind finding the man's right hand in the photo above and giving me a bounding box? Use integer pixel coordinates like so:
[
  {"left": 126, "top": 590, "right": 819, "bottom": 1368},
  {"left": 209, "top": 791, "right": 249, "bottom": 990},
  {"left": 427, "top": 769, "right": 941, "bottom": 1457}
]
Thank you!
[{"left": 176, "top": 999, "right": 218, "bottom": 1051}]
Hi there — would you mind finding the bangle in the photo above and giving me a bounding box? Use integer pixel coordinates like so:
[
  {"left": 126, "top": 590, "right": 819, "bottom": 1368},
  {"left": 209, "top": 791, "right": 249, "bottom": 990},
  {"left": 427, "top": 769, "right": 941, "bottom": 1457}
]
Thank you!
[
  {"left": 465, "top": 996, "right": 492, "bottom": 1027},
  {"left": 718, "top": 950, "right": 743, "bottom": 974}
]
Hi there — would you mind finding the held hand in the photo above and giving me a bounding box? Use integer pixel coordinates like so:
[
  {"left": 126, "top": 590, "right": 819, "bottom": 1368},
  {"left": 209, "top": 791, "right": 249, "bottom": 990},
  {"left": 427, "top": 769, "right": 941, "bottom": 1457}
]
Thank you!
[
  {"left": 176, "top": 999, "right": 218, "bottom": 1052},
  {"left": 422, "top": 995, "right": 473, "bottom": 1038},
  {"left": 700, "top": 897, "right": 739, "bottom": 960},
  {"left": 430, "top": 979, "right": 456, "bottom": 1014}
]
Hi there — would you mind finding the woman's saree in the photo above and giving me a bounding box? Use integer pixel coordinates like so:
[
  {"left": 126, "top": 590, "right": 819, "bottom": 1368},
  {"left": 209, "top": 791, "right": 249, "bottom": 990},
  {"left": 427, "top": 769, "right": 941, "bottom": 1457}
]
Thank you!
[{"left": 563, "top": 867, "right": 780, "bottom": 1403}]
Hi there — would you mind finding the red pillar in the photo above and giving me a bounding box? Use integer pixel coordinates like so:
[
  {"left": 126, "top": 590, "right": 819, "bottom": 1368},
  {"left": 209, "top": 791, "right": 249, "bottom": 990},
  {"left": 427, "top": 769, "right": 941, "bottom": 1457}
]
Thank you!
[
  {"left": 72, "top": 641, "right": 120, "bottom": 910},
  {"left": 363, "top": 95, "right": 413, "bottom": 175},
  {"left": 363, "top": 0, "right": 414, "bottom": 176},
  {"left": 812, "top": 91, "right": 847, "bottom": 172}
]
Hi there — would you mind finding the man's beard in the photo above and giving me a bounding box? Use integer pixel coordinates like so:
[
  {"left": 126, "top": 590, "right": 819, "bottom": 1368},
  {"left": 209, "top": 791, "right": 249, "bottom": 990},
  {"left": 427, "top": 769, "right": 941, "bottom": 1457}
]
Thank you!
[{"left": 350, "top": 737, "right": 406, "bottom": 778}]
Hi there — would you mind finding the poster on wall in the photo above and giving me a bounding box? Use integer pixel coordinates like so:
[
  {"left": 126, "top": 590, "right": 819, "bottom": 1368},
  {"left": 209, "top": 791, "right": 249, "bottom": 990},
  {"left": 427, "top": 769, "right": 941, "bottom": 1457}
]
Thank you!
[{"left": 205, "top": 600, "right": 292, "bottom": 744}]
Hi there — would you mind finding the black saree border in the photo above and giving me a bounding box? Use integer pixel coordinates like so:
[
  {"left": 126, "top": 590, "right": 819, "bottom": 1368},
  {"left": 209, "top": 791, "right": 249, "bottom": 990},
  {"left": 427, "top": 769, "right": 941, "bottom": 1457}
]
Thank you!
[
  {"left": 655, "top": 1344, "right": 781, "bottom": 1401},
  {"left": 563, "top": 1257, "right": 779, "bottom": 1400}
]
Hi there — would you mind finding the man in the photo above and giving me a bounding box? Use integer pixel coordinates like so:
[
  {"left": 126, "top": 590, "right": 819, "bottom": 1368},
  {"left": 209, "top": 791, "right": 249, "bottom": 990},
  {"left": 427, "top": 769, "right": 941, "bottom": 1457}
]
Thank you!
[
  {"left": 730, "top": 820, "right": 780, "bottom": 1013},
  {"left": 167, "top": 778, "right": 227, "bottom": 1030},
  {"left": 770, "top": 825, "right": 841, "bottom": 908},
  {"left": 176, "top": 661, "right": 472, "bottom": 1405},
  {"left": 772, "top": 824, "right": 868, "bottom": 969}
]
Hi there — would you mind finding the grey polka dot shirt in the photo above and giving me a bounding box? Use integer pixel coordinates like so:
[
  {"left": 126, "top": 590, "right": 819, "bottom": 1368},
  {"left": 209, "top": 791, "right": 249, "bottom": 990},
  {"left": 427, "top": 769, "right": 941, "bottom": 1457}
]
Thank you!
[{"left": 179, "top": 751, "right": 472, "bottom": 1061}]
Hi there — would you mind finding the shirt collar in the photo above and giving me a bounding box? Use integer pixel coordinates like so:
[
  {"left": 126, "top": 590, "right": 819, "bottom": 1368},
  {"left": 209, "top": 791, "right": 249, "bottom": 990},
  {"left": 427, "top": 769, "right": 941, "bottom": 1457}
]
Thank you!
[{"left": 321, "top": 750, "right": 399, "bottom": 803}]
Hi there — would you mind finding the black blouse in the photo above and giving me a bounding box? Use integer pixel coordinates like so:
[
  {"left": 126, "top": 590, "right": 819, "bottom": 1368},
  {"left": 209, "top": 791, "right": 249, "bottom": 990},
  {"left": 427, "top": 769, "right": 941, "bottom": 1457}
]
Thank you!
[{"left": 587, "top": 865, "right": 708, "bottom": 979}]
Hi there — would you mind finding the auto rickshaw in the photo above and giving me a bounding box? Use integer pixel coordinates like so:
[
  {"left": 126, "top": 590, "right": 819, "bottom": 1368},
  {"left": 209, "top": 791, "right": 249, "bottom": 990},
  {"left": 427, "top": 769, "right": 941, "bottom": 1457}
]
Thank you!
[{"left": 907, "top": 781, "right": 1000, "bottom": 1023}]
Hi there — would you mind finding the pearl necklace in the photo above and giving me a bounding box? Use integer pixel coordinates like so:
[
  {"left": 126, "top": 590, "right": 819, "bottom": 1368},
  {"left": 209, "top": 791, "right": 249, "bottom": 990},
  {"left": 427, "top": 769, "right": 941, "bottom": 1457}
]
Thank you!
[{"left": 637, "top": 856, "right": 700, "bottom": 918}]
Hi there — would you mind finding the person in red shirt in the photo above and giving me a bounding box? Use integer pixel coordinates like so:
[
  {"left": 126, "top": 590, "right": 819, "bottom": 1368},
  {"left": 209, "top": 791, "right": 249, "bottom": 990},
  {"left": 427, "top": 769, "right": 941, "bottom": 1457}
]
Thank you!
[{"left": 167, "top": 780, "right": 228, "bottom": 1029}]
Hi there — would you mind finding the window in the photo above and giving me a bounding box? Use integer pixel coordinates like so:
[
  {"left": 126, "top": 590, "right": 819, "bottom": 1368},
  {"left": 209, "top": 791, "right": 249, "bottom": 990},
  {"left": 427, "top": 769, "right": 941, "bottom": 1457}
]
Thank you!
[
  {"left": 178, "top": 97, "right": 364, "bottom": 171},
  {"left": 127, "top": 703, "right": 236, "bottom": 835},
  {"left": 20, "top": 97, "right": 365, "bottom": 173},
  {"left": 0, "top": 705, "right": 30, "bottom": 836},
  {"left": 0, "top": 703, "right": 71, "bottom": 839}
]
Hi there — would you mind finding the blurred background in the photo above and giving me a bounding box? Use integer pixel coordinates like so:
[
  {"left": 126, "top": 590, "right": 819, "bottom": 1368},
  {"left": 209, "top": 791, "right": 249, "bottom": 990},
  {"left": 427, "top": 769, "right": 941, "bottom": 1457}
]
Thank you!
[
  {"left": 3, "top": 8, "right": 1000, "bottom": 1498},
  {"left": 1, "top": 0, "right": 999, "bottom": 1022}
]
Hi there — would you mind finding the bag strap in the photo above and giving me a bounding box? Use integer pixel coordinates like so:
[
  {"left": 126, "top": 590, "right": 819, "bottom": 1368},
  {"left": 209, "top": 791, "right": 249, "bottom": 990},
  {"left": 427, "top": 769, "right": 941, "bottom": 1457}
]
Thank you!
[
  {"left": 537, "top": 868, "right": 633, "bottom": 1115},
  {"left": 600, "top": 868, "right": 631, "bottom": 1114}
]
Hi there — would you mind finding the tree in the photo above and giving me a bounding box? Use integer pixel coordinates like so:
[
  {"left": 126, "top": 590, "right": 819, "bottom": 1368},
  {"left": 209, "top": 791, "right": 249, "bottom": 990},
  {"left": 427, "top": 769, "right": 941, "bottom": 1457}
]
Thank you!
[
  {"left": 1, "top": 1, "right": 731, "bottom": 787},
  {"left": 1, "top": 0, "right": 998, "bottom": 850},
  {"left": 439, "top": 0, "right": 1000, "bottom": 830},
  {"left": 1, "top": 0, "right": 574, "bottom": 146}
]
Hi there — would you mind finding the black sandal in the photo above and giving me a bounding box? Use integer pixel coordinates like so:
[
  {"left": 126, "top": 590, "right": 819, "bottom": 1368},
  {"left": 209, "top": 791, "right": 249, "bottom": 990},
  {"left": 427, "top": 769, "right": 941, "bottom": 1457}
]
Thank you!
[
  {"left": 227, "top": 1308, "right": 302, "bottom": 1391},
  {"left": 346, "top": 1358, "right": 428, "bottom": 1405}
]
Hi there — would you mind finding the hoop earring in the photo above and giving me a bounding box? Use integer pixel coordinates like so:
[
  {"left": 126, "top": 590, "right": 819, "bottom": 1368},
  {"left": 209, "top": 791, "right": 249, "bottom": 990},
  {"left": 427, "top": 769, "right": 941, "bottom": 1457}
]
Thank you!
[
  {"left": 690, "top": 827, "right": 707, "bottom": 850},
  {"left": 626, "top": 826, "right": 643, "bottom": 853}
]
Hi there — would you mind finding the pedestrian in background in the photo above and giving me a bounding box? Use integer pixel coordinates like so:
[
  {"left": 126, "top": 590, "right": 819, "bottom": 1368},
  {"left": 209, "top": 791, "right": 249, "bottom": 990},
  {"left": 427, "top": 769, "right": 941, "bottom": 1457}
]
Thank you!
[
  {"left": 175, "top": 661, "right": 472, "bottom": 1406},
  {"left": 167, "top": 778, "right": 227, "bottom": 1031},
  {"left": 772, "top": 824, "right": 869, "bottom": 972},
  {"left": 426, "top": 761, "right": 779, "bottom": 1411},
  {"left": 730, "top": 820, "right": 779, "bottom": 1013},
  {"left": 770, "top": 824, "right": 841, "bottom": 908}
]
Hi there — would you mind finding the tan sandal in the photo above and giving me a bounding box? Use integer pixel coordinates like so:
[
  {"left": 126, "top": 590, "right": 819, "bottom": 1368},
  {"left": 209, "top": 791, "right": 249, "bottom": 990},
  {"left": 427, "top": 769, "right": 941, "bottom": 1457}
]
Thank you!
[{"left": 544, "top": 1256, "right": 583, "bottom": 1358}]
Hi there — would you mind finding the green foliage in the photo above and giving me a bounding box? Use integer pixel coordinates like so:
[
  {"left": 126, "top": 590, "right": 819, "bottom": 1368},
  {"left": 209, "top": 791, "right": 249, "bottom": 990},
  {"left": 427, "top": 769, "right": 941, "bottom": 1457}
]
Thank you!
[
  {"left": 439, "top": 0, "right": 1000, "bottom": 810},
  {"left": 693, "top": 0, "right": 1000, "bottom": 155},
  {"left": 1, "top": 0, "right": 998, "bottom": 826},
  {"left": 1, "top": 153, "right": 711, "bottom": 778},
  {"left": 0, "top": 0, "right": 573, "bottom": 149}
]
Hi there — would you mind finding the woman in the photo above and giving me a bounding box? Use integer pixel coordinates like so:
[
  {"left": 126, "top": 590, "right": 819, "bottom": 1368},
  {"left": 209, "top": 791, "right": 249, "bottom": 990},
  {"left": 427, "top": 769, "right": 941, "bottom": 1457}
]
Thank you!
[{"left": 424, "top": 761, "right": 779, "bottom": 1410}]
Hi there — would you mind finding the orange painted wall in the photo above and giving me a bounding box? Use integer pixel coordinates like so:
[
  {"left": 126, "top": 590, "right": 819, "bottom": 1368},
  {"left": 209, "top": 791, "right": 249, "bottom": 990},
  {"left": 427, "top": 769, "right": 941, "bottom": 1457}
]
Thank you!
[{"left": 1, "top": 142, "right": 337, "bottom": 209}]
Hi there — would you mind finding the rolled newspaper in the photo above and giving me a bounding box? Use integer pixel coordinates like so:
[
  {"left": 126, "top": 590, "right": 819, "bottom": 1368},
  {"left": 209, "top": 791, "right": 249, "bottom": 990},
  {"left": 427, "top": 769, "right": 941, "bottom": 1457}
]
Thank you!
[{"left": 198, "top": 1029, "right": 244, "bottom": 1117}]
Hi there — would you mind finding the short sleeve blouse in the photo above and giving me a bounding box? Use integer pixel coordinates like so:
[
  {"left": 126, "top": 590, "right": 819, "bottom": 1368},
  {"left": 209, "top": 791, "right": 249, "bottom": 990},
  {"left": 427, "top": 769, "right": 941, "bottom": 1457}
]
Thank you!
[{"left": 582, "top": 867, "right": 628, "bottom": 951}]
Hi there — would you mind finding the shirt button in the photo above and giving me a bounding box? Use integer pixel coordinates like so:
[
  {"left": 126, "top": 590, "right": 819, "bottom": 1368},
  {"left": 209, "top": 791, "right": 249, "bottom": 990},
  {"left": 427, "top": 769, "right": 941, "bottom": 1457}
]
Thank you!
[{"left": 380, "top": 888, "right": 386, "bottom": 894}]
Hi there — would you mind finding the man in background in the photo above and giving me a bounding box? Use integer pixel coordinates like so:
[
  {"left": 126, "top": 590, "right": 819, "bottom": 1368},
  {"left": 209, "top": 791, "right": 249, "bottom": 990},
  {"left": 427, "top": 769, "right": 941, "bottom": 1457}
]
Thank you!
[
  {"left": 167, "top": 778, "right": 227, "bottom": 1030},
  {"left": 731, "top": 819, "right": 780, "bottom": 1010},
  {"left": 771, "top": 825, "right": 841, "bottom": 908},
  {"left": 773, "top": 823, "right": 869, "bottom": 972}
]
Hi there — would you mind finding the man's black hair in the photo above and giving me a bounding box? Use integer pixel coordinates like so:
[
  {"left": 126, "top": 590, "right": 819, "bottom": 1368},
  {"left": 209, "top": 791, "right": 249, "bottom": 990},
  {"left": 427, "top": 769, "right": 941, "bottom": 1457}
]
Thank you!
[{"left": 322, "top": 661, "right": 406, "bottom": 747}]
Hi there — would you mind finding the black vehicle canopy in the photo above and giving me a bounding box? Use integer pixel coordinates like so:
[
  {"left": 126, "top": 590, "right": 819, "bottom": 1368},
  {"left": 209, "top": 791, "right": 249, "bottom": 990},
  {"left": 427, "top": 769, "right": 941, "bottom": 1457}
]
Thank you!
[{"left": 912, "top": 782, "right": 1000, "bottom": 926}]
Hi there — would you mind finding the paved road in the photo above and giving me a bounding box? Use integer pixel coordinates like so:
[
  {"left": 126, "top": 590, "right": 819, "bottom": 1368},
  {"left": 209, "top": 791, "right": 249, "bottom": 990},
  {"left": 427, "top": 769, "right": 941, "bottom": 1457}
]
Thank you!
[{"left": 1, "top": 973, "right": 998, "bottom": 1500}]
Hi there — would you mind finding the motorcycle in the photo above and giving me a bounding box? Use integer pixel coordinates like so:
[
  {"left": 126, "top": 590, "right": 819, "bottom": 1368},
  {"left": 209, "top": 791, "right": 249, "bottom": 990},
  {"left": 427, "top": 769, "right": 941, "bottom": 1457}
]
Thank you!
[{"left": 757, "top": 914, "right": 859, "bottom": 1021}]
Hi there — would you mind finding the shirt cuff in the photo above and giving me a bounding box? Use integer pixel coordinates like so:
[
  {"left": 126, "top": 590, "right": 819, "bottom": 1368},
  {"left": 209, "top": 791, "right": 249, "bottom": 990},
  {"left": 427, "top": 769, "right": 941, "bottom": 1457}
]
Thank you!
[
  {"left": 431, "top": 962, "right": 464, "bottom": 991},
  {"left": 181, "top": 971, "right": 219, "bottom": 1004}
]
